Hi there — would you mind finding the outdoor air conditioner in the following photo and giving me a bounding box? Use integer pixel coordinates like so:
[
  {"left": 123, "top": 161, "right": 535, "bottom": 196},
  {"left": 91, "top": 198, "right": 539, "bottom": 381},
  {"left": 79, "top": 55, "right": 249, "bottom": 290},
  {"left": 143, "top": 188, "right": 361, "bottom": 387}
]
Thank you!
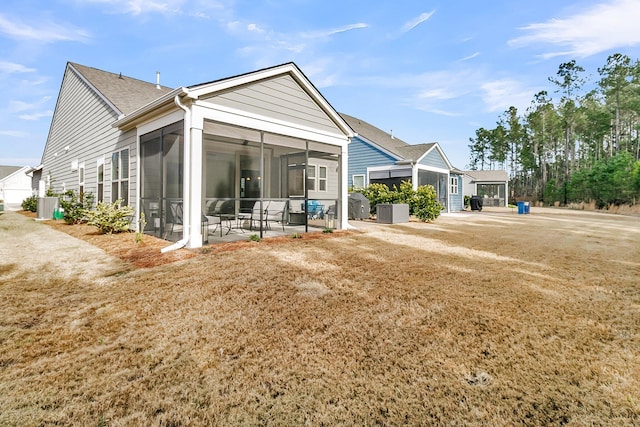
[{"left": 376, "top": 203, "right": 409, "bottom": 224}]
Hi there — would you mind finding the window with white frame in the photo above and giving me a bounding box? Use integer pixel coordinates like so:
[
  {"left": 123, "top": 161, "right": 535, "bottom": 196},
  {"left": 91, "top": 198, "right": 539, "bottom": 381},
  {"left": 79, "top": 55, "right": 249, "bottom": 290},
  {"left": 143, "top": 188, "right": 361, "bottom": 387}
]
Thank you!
[
  {"left": 318, "top": 165, "right": 327, "bottom": 191},
  {"left": 111, "top": 148, "right": 129, "bottom": 205},
  {"left": 78, "top": 162, "right": 85, "bottom": 198},
  {"left": 306, "top": 164, "right": 316, "bottom": 191},
  {"left": 450, "top": 176, "right": 458, "bottom": 194},
  {"left": 352, "top": 174, "right": 365, "bottom": 189},
  {"left": 97, "top": 157, "right": 104, "bottom": 202}
]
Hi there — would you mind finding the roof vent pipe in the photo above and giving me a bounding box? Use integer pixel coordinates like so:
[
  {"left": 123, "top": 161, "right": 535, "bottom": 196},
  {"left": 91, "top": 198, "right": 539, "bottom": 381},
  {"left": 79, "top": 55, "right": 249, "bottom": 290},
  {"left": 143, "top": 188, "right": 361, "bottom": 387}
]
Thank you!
[{"left": 156, "top": 71, "right": 161, "bottom": 89}]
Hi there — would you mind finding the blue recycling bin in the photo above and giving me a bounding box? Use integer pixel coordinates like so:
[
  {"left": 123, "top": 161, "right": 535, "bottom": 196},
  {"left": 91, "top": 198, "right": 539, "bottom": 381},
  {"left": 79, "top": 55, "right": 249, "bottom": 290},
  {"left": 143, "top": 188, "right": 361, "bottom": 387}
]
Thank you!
[{"left": 517, "top": 201, "right": 530, "bottom": 214}]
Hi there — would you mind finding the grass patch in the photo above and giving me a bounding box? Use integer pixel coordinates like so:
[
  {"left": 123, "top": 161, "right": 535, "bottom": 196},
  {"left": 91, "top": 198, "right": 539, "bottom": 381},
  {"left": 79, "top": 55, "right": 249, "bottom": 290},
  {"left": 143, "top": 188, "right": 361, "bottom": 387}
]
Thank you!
[{"left": 1, "top": 208, "right": 639, "bottom": 425}]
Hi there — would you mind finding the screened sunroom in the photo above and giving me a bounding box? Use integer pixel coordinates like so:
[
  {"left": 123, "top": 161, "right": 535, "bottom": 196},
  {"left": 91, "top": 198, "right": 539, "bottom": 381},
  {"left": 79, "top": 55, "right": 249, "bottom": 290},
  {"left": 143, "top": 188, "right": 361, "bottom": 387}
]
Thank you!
[{"left": 124, "top": 63, "right": 352, "bottom": 249}]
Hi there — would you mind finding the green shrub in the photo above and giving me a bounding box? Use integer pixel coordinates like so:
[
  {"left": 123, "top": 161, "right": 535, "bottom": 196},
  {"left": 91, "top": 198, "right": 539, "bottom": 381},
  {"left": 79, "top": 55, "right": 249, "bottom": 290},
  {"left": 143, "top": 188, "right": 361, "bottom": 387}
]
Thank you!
[
  {"left": 22, "top": 195, "right": 38, "bottom": 212},
  {"left": 361, "top": 180, "right": 443, "bottom": 222},
  {"left": 360, "top": 183, "right": 395, "bottom": 214},
  {"left": 85, "top": 200, "right": 134, "bottom": 234},
  {"left": 59, "top": 190, "right": 94, "bottom": 224},
  {"left": 249, "top": 234, "right": 261, "bottom": 242},
  {"left": 413, "top": 185, "right": 443, "bottom": 222}
]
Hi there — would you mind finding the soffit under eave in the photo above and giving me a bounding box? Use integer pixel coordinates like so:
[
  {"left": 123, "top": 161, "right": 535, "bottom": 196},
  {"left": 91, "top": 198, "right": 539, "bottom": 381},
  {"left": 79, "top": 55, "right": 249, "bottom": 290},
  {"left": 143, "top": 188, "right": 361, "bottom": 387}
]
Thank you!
[{"left": 114, "top": 100, "right": 182, "bottom": 132}]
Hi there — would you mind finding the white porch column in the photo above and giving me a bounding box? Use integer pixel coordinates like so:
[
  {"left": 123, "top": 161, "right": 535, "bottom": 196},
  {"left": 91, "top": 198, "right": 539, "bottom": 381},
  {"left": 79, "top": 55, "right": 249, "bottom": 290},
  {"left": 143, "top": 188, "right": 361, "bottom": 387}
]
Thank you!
[
  {"left": 188, "top": 113, "right": 204, "bottom": 248},
  {"left": 340, "top": 144, "right": 349, "bottom": 230}
]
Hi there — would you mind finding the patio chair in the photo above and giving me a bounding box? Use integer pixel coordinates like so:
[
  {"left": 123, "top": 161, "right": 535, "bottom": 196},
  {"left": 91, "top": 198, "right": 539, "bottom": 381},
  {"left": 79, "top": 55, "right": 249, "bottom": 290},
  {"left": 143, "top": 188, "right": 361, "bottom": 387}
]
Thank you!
[
  {"left": 165, "top": 201, "right": 183, "bottom": 238},
  {"left": 246, "top": 201, "right": 269, "bottom": 231},
  {"left": 305, "top": 200, "right": 324, "bottom": 219},
  {"left": 265, "top": 201, "right": 287, "bottom": 232}
]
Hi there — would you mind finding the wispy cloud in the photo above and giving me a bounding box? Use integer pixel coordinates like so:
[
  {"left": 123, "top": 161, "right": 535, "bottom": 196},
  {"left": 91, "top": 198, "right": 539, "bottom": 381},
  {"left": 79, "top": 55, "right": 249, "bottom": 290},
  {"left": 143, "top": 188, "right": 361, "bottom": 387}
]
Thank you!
[
  {"left": 480, "top": 79, "right": 538, "bottom": 113},
  {"left": 508, "top": 0, "right": 640, "bottom": 58},
  {"left": 459, "top": 52, "right": 480, "bottom": 62},
  {"left": 229, "top": 21, "right": 369, "bottom": 78},
  {"left": 0, "top": 13, "right": 91, "bottom": 43},
  {"left": 301, "top": 23, "right": 368, "bottom": 39},
  {"left": 8, "top": 97, "right": 51, "bottom": 113},
  {"left": 0, "top": 130, "right": 28, "bottom": 138},
  {"left": 401, "top": 11, "right": 435, "bottom": 33},
  {"left": 78, "top": 0, "right": 223, "bottom": 17},
  {"left": 19, "top": 110, "right": 54, "bottom": 121},
  {"left": 0, "top": 62, "right": 36, "bottom": 74}
]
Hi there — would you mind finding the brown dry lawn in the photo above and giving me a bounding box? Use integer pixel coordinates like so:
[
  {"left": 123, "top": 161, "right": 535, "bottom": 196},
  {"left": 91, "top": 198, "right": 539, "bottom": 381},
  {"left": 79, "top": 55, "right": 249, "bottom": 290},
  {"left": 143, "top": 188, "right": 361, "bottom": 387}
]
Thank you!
[{"left": 0, "top": 208, "right": 639, "bottom": 426}]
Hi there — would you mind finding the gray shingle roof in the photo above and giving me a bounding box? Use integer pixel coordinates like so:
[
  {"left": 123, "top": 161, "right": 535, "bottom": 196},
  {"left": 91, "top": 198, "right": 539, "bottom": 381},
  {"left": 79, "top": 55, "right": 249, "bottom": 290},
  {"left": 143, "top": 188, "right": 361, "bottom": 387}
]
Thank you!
[
  {"left": 340, "top": 113, "right": 436, "bottom": 161},
  {"left": 0, "top": 165, "right": 22, "bottom": 180},
  {"left": 340, "top": 113, "right": 409, "bottom": 157},
  {"left": 396, "top": 143, "right": 436, "bottom": 162},
  {"left": 70, "top": 63, "right": 174, "bottom": 115}
]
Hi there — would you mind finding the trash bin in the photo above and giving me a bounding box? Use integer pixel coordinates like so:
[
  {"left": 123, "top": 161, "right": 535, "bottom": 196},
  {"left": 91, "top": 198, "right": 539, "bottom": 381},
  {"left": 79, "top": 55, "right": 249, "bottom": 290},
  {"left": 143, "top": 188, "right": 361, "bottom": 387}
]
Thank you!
[
  {"left": 470, "top": 195, "right": 483, "bottom": 211},
  {"left": 517, "top": 201, "right": 530, "bottom": 214},
  {"left": 324, "top": 205, "right": 336, "bottom": 228}
]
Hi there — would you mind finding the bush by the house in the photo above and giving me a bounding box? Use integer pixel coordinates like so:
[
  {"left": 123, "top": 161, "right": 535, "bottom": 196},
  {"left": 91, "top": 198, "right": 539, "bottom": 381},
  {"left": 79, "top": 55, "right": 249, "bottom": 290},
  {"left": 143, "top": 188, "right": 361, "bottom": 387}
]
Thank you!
[
  {"left": 413, "top": 184, "right": 443, "bottom": 221},
  {"left": 361, "top": 180, "right": 443, "bottom": 222},
  {"left": 85, "top": 200, "right": 134, "bottom": 234},
  {"left": 58, "top": 190, "right": 95, "bottom": 224},
  {"left": 21, "top": 195, "right": 38, "bottom": 212}
]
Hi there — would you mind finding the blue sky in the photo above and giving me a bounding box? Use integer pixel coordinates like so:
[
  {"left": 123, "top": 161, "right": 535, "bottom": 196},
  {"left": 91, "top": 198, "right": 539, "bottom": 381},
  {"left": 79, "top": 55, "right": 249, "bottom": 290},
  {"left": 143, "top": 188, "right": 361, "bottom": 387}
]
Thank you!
[{"left": 1, "top": 0, "right": 640, "bottom": 169}]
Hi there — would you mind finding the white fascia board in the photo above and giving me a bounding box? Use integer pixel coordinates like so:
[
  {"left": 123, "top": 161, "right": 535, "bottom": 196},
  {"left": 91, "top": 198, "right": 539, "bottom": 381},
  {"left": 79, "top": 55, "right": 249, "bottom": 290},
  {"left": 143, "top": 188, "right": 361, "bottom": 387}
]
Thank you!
[
  {"left": 113, "top": 88, "right": 186, "bottom": 130},
  {"left": 193, "top": 102, "right": 349, "bottom": 148},
  {"left": 367, "top": 164, "right": 411, "bottom": 172},
  {"left": 415, "top": 164, "right": 451, "bottom": 174},
  {"left": 188, "top": 64, "right": 353, "bottom": 138},
  {"left": 136, "top": 110, "right": 185, "bottom": 137}
]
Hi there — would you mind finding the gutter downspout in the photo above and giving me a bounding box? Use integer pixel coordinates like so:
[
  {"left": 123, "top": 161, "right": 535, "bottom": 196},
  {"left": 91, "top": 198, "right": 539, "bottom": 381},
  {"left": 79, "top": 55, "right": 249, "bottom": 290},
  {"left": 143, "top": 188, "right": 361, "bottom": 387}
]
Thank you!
[{"left": 161, "top": 93, "right": 191, "bottom": 253}]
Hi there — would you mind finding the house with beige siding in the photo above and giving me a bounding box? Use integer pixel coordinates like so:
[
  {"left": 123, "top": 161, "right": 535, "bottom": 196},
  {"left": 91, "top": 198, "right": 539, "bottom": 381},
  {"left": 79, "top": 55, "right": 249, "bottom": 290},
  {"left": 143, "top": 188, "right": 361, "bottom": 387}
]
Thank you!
[
  {"left": 341, "top": 113, "right": 464, "bottom": 212},
  {"left": 39, "top": 62, "right": 353, "bottom": 249},
  {"left": 463, "top": 170, "right": 509, "bottom": 207}
]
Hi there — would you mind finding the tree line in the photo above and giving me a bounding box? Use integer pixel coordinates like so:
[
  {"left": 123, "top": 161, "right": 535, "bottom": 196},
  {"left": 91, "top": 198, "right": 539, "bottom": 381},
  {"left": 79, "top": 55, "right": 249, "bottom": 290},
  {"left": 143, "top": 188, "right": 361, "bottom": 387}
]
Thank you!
[{"left": 468, "top": 53, "right": 640, "bottom": 207}]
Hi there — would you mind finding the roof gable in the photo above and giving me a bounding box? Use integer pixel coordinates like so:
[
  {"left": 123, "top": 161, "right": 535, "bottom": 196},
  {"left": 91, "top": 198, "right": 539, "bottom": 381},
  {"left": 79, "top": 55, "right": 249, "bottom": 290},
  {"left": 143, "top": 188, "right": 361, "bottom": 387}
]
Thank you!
[
  {"left": 69, "top": 63, "right": 173, "bottom": 116},
  {"left": 188, "top": 63, "right": 352, "bottom": 137},
  {"left": 0, "top": 165, "right": 22, "bottom": 180}
]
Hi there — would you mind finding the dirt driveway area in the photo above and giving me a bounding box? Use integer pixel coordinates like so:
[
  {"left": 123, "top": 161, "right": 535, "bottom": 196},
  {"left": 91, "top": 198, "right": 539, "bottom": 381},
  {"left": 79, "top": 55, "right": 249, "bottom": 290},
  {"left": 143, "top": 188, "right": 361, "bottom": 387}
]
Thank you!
[{"left": 1, "top": 207, "right": 639, "bottom": 425}]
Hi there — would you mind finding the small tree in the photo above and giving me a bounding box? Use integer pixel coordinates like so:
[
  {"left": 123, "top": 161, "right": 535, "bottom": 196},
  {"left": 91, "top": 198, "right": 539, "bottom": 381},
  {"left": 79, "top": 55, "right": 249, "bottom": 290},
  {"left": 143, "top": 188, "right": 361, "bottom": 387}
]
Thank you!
[
  {"left": 85, "top": 200, "right": 134, "bottom": 234},
  {"left": 59, "top": 190, "right": 94, "bottom": 224}
]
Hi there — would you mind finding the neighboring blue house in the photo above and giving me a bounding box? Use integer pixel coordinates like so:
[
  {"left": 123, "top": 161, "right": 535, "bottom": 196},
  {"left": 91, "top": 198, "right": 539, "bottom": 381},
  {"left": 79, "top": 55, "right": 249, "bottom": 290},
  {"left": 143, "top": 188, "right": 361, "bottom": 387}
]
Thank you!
[{"left": 341, "top": 113, "right": 464, "bottom": 212}]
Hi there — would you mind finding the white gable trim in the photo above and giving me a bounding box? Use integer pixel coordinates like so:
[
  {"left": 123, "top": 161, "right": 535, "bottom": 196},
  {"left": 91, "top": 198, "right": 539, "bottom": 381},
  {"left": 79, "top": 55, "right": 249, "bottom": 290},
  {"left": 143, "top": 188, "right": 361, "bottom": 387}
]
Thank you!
[
  {"left": 192, "top": 101, "right": 349, "bottom": 147},
  {"left": 414, "top": 142, "right": 454, "bottom": 170}
]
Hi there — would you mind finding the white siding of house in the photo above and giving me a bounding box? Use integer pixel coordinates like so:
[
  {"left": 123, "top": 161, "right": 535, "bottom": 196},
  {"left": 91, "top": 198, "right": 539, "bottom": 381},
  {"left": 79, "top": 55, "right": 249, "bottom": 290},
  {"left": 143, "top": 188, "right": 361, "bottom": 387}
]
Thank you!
[
  {"left": 0, "top": 167, "right": 32, "bottom": 205},
  {"left": 200, "top": 75, "right": 343, "bottom": 137}
]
